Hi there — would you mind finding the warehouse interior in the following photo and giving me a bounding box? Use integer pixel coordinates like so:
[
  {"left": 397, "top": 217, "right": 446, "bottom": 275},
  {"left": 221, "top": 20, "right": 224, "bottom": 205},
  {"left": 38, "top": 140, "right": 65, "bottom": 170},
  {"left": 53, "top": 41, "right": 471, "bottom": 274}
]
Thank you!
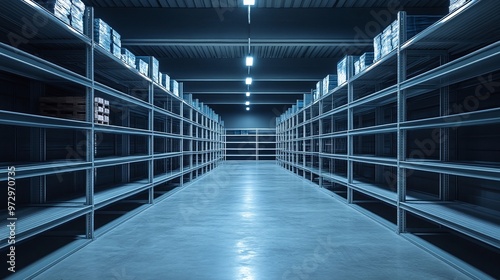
[{"left": 0, "top": 0, "right": 499, "bottom": 279}]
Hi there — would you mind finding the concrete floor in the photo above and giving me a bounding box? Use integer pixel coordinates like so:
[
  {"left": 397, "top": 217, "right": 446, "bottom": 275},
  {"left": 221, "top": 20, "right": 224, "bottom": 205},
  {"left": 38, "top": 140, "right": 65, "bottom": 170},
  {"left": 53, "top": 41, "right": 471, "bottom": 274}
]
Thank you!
[{"left": 36, "top": 161, "right": 469, "bottom": 280}]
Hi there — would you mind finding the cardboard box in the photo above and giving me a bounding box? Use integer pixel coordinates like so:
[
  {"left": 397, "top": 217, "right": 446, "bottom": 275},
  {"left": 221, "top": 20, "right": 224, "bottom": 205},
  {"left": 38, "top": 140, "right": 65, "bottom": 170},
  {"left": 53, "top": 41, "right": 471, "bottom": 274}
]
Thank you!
[
  {"left": 136, "top": 58, "right": 149, "bottom": 76},
  {"left": 160, "top": 72, "right": 171, "bottom": 91},
  {"left": 136, "top": 56, "right": 159, "bottom": 83},
  {"left": 337, "top": 56, "right": 348, "bottom": 85},
  {"left": 359, "top": 52, "right": 374, "bottom": 71},
  {"left": 373, "top": 34, "right": 382, "bottom": 62},
  {"left": 94, "top": 19, "right": 111, "bottom": 51},
  {"left": 171, "top": 80, "right": 179, "bottom": 96},
  {"left": 323, "top": 74, "right": 338, "bottom": 95},
  {"left": 71, "top": 0, "right": 85, "bottom": 11},
  {"left": 121, "top": 48, "right": 136, "bottom": 67},
  {"left": 111, "top": 29, "right": 121, "bottom": 47},
  {"left": 112, "top": 44, "right": 121, "bottom": 59},
  {"left": 354, "top": 59, "right": 361, "bottom": 75}
]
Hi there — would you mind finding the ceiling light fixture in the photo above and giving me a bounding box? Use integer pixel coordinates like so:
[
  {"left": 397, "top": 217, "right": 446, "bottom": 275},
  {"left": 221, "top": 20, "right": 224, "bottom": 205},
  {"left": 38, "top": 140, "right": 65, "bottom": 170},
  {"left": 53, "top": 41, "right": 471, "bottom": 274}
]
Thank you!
[
  {"left": 245, "top": 101, "right": 250, "bottom": 106},
  {"left": 246, "top": 56, "right": 254, "bottom": 66},
  {"left": 245, "top": 77, "right": 252, "bottom": 85},
  {"left": 246, "top": 107, "right": 250, "bottom": 111},
  {"left": 243, "top": 0, "right": 255, "bottom": 5},
  {"left": 246, "top": 92, "right": 251, "bottom": 97}
]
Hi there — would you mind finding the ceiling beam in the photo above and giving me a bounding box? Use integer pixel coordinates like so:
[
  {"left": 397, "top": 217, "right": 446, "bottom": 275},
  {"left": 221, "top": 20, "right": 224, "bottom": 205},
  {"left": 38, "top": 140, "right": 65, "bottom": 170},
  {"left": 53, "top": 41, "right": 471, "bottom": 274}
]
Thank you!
[
  {"left": 122, "top": 38, "right": 373, "bottom": 47},
  {"left": 187, "top": 91, "right": 306, "bottom": 95},
  {"left": 177, "top": 78, "right": 319, "bottom": 82}
]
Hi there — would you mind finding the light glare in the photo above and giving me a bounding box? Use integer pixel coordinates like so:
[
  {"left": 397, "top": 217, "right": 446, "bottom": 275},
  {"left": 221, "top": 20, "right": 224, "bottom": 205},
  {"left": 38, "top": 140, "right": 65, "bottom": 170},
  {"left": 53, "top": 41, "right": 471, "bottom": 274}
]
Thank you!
[{"left": 246, "top": 56, "right": 254, "bottom": 66}]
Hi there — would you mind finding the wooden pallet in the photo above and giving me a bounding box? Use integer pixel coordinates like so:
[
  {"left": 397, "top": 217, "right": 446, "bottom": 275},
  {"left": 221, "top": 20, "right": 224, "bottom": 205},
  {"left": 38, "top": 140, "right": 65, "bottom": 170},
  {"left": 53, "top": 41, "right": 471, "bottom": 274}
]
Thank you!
[{"left": 39, "top": 96, "right": 110, "bottom": 124}]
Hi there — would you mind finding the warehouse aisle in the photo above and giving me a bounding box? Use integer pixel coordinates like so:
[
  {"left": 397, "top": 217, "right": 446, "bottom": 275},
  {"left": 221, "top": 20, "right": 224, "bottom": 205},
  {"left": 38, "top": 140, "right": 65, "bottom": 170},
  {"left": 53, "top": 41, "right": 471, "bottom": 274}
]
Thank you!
[{"left": 36, "top": 161, "right": 468, "bottom": 280}]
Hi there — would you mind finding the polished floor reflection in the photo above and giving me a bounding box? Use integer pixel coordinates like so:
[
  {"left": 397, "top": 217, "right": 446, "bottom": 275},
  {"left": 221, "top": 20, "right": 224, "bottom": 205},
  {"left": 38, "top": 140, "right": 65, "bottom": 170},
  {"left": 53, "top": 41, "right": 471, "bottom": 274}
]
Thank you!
[{"left": 36, "top": 161, "right": 469, "bottom": 279}]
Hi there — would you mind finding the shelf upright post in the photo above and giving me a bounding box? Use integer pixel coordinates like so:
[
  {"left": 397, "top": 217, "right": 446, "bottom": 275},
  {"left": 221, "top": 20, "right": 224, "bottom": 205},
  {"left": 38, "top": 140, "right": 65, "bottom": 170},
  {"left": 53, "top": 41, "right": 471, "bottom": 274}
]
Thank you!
[
  {"left": 29, "top": 80, "right": 46, "bottom": 204},
  {"left": 347, "top": 55, "right": 354, "bottom": 204},
  {"left": 439, "top": 54, "right": 451, "bottom": 202},
  {"left": 147, "top": 58, "right": 154, "bottom": 204},
  {"left": 318, "top": 98, "right": 323, "bottom": 188},
  {"left": 85, "top": 6, "right": 95, "bottom": 240},
  {"left": 188, "top": 95, "right": 193, "bottom": 181},
  {"left": 180, "top": 97, "right": 184, "bottom": 186},
  {"left": 375, "top": 106, "right": 384, "bottom": 183},
  {"left": 396, "top": 11, "right": 408, "bottom": 234}
]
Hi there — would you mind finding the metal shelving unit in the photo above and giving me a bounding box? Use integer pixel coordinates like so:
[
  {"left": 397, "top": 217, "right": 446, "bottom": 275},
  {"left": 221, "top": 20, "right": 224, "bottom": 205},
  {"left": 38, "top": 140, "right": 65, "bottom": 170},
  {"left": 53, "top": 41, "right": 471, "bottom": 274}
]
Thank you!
[
  {"left": 277, "top": 1, "right": 500, "bottom": 279},
  {"left": 0, "top": 1, "right": 224, "bottom": 278},
  {"left": 224, "top": 128, "right": 276, "bottom": 160}
]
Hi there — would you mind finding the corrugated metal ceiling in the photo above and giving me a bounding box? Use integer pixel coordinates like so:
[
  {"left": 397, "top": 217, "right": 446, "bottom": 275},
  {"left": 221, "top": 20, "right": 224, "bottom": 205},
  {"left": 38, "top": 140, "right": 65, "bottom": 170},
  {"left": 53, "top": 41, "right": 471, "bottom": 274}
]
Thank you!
[
  {"left": 84, "top": 0, "right": 448, "bottom": 9},
  {"left": 127, "top": 44, "right": 348, "bottom": 59}
]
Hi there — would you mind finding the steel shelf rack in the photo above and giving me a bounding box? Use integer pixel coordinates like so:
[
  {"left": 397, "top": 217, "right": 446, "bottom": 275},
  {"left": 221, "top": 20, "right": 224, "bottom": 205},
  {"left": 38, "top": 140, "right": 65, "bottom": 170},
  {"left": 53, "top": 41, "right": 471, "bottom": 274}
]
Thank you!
[
  {"left": 0, "top": 1, "right": 224, "bottom": 278},
  {"left": 277, "top": 1, "right": 500, "bottom": 278}
]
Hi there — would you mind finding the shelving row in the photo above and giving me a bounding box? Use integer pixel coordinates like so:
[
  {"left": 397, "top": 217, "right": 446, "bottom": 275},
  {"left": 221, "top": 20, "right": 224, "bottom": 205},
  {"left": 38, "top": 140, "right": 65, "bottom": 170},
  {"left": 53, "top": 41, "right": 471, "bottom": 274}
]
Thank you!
[
  {"left": 277, "top": 1, "right": 500, "bottom": 279},
  {"left": 0, "top": 1, "right": 224, "bottom": 279},
  {"left": 224, "top": 128, "right": 276, "bottom": 160}
]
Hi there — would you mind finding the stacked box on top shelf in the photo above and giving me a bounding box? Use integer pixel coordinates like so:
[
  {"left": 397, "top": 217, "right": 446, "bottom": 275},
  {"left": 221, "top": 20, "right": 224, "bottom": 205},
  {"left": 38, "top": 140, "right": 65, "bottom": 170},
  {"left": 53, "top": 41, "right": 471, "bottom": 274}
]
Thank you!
[
  {"left": 375, "top": 15, "right": 441, "bottom": 61},
  {"left": 37, "top": 0, "right": 71, "bottom": 25},
  {"left": 120, "top": 48, "right": 136, "bottom": 67},
  {"left": 304, "top": 93, "right": 312, "bottom": 106},
  {"left": 70, "top": 0, "right": 85, "bottom": 33},
  {"left": 313, "top": 82, "right": 321, "bottom": 101},
  {"left": 183, "top": 93, "right": 192, "bottom": 104},
  {"left": 354, "top": 59, "right": 361, "bottom": 75},
  {"left": 94, "top": 97, "right": 110, "bottom": 125},
  {"left": 449, "top": 0, "right": 475, "bottom": 13},
  {"left": 381, "top": 26, "right": 393, "bottom": 57},
  {"left": 297, "top": 100, "right": 304, "bottom": 110},
  {"left": 323, "top": 74, "right": 337, "bottom": 95},
  {"left": 135, "top": 57, "right": 149, "bottom": 77},
  {"left": 392, "top": 16, "right": 441, "bottom": 47},
  {"left": 160, "top": 72, "right": 171, "bottom": 91},
  {"left": 94, "top": 18, "right": 111, "bottom": 52},
  {"left": 373, "top": 34, "right": 382, "bottom": 62},
  {"left": 171, "top": 80, "right": 179, "bottom": 96},
  {"left": 136, "top": 56, "right": 159, "bottom": 83},
  {"left": 111, "top": 29, "right": 121, "bottom": 59},
  {"left": 337, "top": 56, "right": 353, "bottom": 85},
  {"left": 359, "top": 52, "right": 374, "bottom": 70}
]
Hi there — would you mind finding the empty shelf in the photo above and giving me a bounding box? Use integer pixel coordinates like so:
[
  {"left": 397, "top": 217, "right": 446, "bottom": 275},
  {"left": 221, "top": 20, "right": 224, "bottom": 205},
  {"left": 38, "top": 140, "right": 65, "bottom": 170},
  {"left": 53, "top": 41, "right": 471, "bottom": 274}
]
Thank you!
[
  {"left": 401, "top": 201, "right": 500, "bottom": 249},
  {"left": 94, "top": 179, "right": 152, "bottom": 209},
  {"left": 0, "top": 204, "right": 91, "bottom": 249}
]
